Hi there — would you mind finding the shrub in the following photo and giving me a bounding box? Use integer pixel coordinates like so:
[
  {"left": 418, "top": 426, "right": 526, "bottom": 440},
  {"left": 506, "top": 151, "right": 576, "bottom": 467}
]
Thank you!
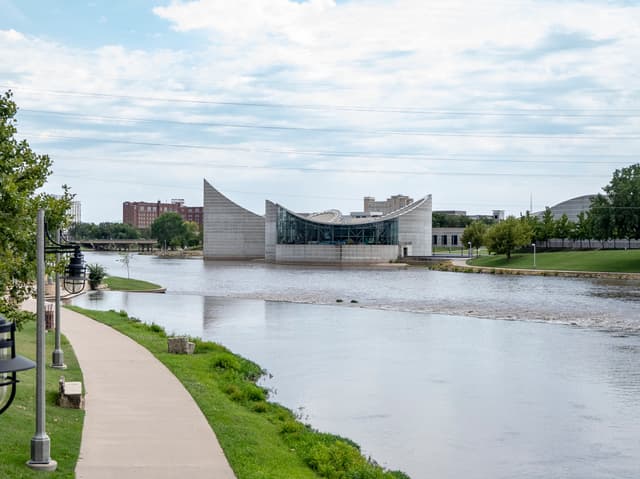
[{"left": 87, "top": 263, "right": 106, "bottom": 290}]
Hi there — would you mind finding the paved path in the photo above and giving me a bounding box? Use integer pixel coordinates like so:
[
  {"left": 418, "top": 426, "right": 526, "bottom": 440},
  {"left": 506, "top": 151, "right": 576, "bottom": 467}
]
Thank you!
[{"left": 25, "top": 299, "right": 236, "bottom": 479}]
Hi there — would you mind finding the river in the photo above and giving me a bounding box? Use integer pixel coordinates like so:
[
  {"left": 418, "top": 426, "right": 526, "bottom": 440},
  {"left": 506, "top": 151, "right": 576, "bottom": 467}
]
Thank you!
[{"left": 71, "top": 252, "right": 640, "bottom": 478}]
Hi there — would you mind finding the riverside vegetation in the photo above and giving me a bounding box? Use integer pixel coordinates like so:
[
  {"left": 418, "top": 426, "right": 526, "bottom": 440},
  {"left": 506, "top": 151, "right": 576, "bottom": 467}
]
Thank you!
[
  {"left": 468, "top": 249, "right": 640, "bottom": 273},
  {"left": 67, "top": 306, "right": 410, "bottom": 479},
  {"left": 0, "top": 320, "right": 84, "bottom": 479}
]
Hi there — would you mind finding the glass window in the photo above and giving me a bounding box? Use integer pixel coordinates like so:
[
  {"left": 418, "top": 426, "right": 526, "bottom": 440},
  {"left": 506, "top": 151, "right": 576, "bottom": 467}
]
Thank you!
[
  {"left": 276, "top": 207, "right": 398, "bottom": 245},
  {"left": 452, "top": 235, "right": 458, "bottom": 246}
]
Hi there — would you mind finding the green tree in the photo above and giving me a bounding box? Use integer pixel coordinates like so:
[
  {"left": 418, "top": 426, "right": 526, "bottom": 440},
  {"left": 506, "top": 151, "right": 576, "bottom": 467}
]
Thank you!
[
  {"left": 484, "top": 216, "right": 532, "bottom": 260},
  {"left": 539, "top": 207, "right": 555, "bottom": 248},
  {"left": 461, "top": 221, "right": 487, "bottom": 256},
  {"left": 554, "top": 214, "right": 572, "bottom": 248},
  {"left": 589, "top": 194, "right": 615, "bottom": 248},
  {"left": 151, "top": 212, "right": 188, "bottom": 249},
  {"left": 573, "top": 211, "right": 592, "bottom": 248},
  {"left": 601, "top": 163, "right": 640, "bottom": 248},
  {"left": 0, "top": 90, "right": 72, "bottom": 324}
]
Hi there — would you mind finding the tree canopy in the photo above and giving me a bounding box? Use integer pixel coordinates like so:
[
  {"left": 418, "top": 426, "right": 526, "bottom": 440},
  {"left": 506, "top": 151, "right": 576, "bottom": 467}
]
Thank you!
[
  {"left": 150, "top": 212, "right": 200, "bottom": 249},
  {"left": 0, "top": 90, "right": 72, "bottom": 323},
  {"left": 69, "top": 221, "right": 142, "bottom": 240},
  {"left": 461, "top": 221, "right": 487, "bottom": 254},
  {"left": 484, "top": 217, "right": 532, "bottom": 260}
]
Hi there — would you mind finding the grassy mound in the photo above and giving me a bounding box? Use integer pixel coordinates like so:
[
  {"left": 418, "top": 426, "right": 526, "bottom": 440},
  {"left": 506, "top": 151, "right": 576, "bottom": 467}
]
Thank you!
[{"left": 103, "top": 276, "right": 162, "bottom": 291}]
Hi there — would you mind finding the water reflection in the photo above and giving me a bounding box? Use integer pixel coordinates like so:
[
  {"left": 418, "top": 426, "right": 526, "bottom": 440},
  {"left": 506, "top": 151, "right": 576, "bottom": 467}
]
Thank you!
[{"left": 71, "top": 292, "right": 640, "bottom": 478}]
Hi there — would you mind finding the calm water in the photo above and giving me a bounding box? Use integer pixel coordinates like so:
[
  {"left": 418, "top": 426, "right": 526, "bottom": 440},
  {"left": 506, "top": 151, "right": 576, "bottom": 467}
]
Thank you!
[{"left": 72, "top": 252, "right": 640, "bottom": 478}]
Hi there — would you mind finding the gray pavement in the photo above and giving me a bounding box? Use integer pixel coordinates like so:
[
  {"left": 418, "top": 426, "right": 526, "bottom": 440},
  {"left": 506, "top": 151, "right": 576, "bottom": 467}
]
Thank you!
[{"left": 25, "top": 299, "right": 236, "bottom": 479}]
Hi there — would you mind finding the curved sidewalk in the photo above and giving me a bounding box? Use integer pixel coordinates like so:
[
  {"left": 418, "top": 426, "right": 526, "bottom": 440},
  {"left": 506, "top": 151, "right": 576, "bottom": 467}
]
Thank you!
[{"left": 28, "top": 300, "right": 236, "bottom": 479}]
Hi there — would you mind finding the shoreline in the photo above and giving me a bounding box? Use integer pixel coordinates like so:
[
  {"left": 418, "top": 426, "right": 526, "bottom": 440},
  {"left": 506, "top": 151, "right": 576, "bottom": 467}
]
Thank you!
[{"left": 433, "top": 258, "right": 640, "bottom": 280}]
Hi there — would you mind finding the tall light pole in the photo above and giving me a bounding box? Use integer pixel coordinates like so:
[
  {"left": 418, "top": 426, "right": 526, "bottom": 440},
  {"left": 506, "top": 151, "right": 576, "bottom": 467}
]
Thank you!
[
  {"left": 28, "top": 209, "right": 57, "bottom": 471},
  {"left": 51, "top": 230, "right": 66, "bottom": 370},
  {"left": 468, "top": 241, "right": 472, "bottom": 258},
  {"left": 532, "top": 243, "right": 536, "bottom": 268},
  {"left": 28, "top": 210, "right": 86, "bottom": 471}
]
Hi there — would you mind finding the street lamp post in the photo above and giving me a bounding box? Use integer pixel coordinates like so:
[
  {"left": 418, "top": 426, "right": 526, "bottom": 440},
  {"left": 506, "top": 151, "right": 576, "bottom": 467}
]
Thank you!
[
  {"left": 28, "top": 209, "right": 86, "bottom": 471},
  {"left": 532, "top": 243, "right": 536, "bottom": 268},
  {"left": 51, "top": 230, "right": 66, "bottom": 370},
  {"left": 468, "top": 241, "right": 472, "bottom": 258}
]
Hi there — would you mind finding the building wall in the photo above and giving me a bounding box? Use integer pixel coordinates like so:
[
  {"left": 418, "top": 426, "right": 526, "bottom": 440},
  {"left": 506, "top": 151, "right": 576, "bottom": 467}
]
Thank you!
[
  {"left": 432, "top": 227, "right": 465, "bottom": 248},
  {"left": 123, "top": 200, "right": 203, "bottom": 229},
  {"left": 265, "top": 200, "right": 277, "bottom": 262},
  {"left": 274, "top": 244, "right": 399, "bottom": 264},
  {"left": 203, "top": 180, "right": 265, "bottom": 259},
  {"left": 364, "top": 194, "right": 414, "bottom": 214},
  {"left": 397, "top": 195, "right": 432, "bottom": 256}
]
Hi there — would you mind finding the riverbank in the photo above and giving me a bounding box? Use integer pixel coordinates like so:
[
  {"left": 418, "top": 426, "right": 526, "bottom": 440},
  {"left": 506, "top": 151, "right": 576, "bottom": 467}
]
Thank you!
[
  {"left": 0, "top": 320, "right": 84, "bottom": 478},
  {"left": 103, "top": 276, "right": 166, "bottom": 293},
  {"left": 68, "top": 306, "right": 410, "bottom": 479},
  {"left": 431, "top": 250, "right": 640, "bottom": 280}
]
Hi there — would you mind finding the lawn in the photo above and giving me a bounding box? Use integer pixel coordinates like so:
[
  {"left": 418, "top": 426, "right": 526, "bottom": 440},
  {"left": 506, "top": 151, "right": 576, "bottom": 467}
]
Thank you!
[
  {"left": 103, "top": 276, "right": 162, "bottom": 291},
  {"left": 468, "top": 249, "right": 640, "bottom": 273},
  {"left": 67, "top": 307, "right": 409, "bottom": 479},
  {"left": 0, "top": 320, "right": 84, "bottom": 479}
]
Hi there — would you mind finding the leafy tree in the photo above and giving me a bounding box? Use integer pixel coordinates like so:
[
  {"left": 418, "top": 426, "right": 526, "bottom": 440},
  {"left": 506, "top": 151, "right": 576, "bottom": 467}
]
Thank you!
[
  {"left": 484, "top": 216, "right": 532, "bottom": 260},
  {"left": 461, "top": 221, "right": 487, "bottom": 256},
  {"left": 69, "top": 221, "right": 141, "bottom": 240},
  {"left": 539, "top": 207, "right": 555, "bottom": 248},
  {"left": 432, "top": 213, "right": 473, "bottom": 228},
  {"left": 151, "top": 212, "right": 188, "bottom": 249},
  {"left": 601, "top": 163, "right": 640, "bottom": 248},
  {"left": 520, "top": 212, "right": 540, "bottom": 245},
  {"left": 589, "top": 194, "right": 615, "bottom": 248},
  {"left": 554, "top": 214, "right": 572, "bottom": 248},
  {"left": 0, "top": 90, "right": 72, "bottom": 324},
  {"left": 573, "top": 211, "right": 592, "bottom": 248}
]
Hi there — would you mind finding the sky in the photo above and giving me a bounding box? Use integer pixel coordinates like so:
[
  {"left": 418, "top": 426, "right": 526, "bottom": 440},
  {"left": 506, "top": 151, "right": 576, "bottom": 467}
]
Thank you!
[{"left": 1, "top": 0, "right": 639, "bottom": 223}]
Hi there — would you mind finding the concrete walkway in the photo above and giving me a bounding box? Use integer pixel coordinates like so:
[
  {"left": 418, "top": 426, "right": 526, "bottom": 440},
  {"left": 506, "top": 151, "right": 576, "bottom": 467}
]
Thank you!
[{"left": 25, "top": 299, "right": 236, "bottom": 479}]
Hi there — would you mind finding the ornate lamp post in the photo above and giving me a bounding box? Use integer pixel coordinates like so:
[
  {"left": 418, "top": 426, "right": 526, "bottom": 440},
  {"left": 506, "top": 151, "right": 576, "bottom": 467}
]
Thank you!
[{"left": 27, "top": 209, "right": 86, "bottom": 472}]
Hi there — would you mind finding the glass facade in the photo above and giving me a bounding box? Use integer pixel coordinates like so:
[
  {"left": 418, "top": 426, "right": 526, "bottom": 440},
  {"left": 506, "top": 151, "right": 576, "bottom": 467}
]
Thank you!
[{"left": 277, "top": 207, "right": 398, "bottom": 245}]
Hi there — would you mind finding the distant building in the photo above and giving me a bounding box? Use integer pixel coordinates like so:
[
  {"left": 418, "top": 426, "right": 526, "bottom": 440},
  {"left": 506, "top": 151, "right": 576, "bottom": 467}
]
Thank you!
[
  {"left": 203, "top": 180, "right": 432, "bottom": 263},
  {"left": 123, "top": 199, "right": 203, "bottom": 229},
  {"left": 363, "top": 195, "right": 414, "bottom": 215},
  {"left": 534, "top": 195, "right": 595, "bottom": 223},
  {"left": 69, "top": 200, "right": 81, "bottom": 225}
]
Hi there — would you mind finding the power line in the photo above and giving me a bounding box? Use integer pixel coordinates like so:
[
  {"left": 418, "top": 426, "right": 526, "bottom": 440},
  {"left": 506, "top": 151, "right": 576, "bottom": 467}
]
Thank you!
[
  {"left": 5, "top": 85, "right": 640, "bottom": 118},
  {"left": 18, "top": 108, "right": 640, "bottom": 139},
  {"left": 52, "top": 152, "right": 632, "bottom": 167}
]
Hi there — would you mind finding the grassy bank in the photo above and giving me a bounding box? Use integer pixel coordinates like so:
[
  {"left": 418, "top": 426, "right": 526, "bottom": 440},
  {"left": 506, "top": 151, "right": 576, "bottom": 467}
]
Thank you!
[
  {"left": 468, "top": 249, "right": 640, "bottom": 273},
  {"left": 0, "top": 320, "right": 84, "bottom": 478},
  {"left": 67, "top": 306, "right": 409, "bottom": 479},
  {"left": 103, "top": 276, "right": 163, "bottom": 291}
]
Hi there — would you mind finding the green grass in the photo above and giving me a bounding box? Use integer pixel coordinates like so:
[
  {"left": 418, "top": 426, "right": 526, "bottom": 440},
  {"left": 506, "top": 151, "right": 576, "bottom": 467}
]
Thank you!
[
  {"left": 103, "top": 276, "right": 162, "bottom": 291},
  {"left": 67, "top": 306, "right": 410, "bottom": 479},
  {"left": 0, "top": 320, "right": 84, "bottom": 478},
  {"left": 469, "top": 249, "right": 640, "bottom": 273}
]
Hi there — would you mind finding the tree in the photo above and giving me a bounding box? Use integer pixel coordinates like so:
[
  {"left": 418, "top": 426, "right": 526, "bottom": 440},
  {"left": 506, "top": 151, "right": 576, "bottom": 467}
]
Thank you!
[
  {"left": 117, "top": 252, "right": 133, "bottom": 279},
  {"left": 0, "top": 90, "right": 72, "bottom": 324},
  {"left": 574, "top": 211, "right": 592, "bottom": 248},
  {"left": 554, "top": 214, "right": 572, "bottom": 248},
  {"left": 601, "top": 163, "right": 640, "bottom": 247},
  {"left": 589, "top": 194, "right": 614, "bottom": 248},
  {"left": 539, "top": 207, "right": 555, "bottom": 248},
  {"left": 484, "top": 216, "right": 532, "bottom": 260},
  {"left": 151, "top": 212, "right": 188, "bottom": 249},
  {"left": 461, "top": 221, "right": 487, "bottom": 256}
]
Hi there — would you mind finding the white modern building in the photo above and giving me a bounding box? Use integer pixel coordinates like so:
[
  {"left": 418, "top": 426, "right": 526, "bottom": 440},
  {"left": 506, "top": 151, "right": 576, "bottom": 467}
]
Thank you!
[{"left": 203, "top": 180, "right": 433, "bottom": 263}]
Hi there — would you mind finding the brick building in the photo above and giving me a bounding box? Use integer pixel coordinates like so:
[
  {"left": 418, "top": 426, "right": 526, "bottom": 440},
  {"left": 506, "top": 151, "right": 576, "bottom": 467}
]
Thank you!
[{"left": 123, "top": 199, "right": 203, "bottom": 229}]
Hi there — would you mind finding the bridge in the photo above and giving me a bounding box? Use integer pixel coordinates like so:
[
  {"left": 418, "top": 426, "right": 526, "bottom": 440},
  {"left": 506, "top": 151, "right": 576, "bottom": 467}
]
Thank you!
[{"left": 75, "top": 239, "right": 157, "bottom": 252}]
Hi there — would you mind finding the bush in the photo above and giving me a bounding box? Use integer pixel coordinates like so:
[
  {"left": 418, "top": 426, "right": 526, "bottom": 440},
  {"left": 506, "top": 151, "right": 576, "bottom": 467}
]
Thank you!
[{"left": 87, "top": 263, "right": 107, "bottom": 290}]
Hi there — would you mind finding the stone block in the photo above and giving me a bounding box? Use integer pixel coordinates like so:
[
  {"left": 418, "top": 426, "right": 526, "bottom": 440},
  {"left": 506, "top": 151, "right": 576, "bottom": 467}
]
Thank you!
[
  {"left": 168, "top": 337, "right": 195, "bottom": 354},
  {"left": 58, "top": 376, "right": 84, "bottom": 409}
]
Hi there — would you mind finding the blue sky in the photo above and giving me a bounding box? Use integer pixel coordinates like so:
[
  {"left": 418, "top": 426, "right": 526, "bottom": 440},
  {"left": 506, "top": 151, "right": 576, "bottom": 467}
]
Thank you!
[{"left": 1, "top": 0, "right": 639, "bottom": 223}]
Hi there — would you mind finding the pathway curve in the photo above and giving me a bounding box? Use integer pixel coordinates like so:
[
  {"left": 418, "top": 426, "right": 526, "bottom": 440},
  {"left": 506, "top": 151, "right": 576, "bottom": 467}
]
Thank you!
[{"left": 25, "top": 299, "right": 236, "bottom": 479}]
